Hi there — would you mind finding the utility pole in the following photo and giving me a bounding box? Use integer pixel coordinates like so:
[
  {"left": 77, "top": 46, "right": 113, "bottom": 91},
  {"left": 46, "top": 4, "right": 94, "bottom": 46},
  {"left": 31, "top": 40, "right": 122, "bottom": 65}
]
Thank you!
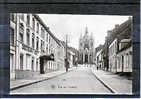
[
  {"left": 65, "top": 34, "right": 68, "bottom": 72},
  {"left": 66, "top": 34, "right": 68, "bottom": 61}
]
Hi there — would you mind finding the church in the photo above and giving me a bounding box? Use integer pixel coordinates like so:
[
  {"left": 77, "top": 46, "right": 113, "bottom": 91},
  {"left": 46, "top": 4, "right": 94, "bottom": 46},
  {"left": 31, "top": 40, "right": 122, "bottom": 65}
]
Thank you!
[{"left": 78, "top": 27, "right": 95, "bottom": 64}]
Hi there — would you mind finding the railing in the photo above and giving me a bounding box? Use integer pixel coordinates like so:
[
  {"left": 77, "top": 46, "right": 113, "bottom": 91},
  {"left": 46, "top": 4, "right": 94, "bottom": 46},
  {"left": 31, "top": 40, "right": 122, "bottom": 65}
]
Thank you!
[
  {"left": 22, "top": 43, "right": 40, "bottom": 55},
  {"left": 22, "top": 44, "right": 33, "bottom": 53},
  {"left": 34, "top": 50, "right": 39, "bottom": 55}
]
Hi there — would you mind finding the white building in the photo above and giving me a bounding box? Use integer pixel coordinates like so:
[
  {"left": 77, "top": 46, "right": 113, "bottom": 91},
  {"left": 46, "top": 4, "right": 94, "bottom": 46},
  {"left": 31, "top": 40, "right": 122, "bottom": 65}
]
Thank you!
[
  {"left": 10, "top": 13, "right": 65, "bottom": 79},
  {"left": 108, "top": 38, "right": 118, "bottom": 73},
  {"left": 10, "top": 14, "right": 16, "bottom": 79},
  {"left": 96, "top": 49, "right": 103, "bottom": 68},
  {"left": 116, "top": 39, "right": 132, "bottom": 72},
  {"left": 67, "top": 48, "right": 75, "bottom": 68}
]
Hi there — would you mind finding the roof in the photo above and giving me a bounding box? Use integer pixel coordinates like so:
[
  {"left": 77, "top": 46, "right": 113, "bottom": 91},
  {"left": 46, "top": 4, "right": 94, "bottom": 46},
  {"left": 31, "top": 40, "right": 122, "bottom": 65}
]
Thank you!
[
  {"left": 120, "top": 39, "right": 131, "bottom": 43},
  {"left": 95, "top": 44, "right": 103, "bottom": 53},
  {"left": 117, "top": 40, "right": 132, "bottom": 53},
  {"left": 33, "top": 14, "right": 61, "bottom": 46}
]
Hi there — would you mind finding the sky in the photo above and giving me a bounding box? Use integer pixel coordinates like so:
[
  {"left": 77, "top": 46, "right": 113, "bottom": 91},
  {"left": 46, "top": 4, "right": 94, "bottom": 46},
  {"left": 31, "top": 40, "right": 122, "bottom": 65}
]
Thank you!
[{"left": 38, "top": 14, "right": 130, "bottom": 49}]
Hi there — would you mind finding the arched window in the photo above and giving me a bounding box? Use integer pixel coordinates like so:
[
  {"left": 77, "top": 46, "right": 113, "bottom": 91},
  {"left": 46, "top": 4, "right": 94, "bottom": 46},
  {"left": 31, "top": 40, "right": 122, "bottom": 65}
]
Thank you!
[
  {"left": 41, "top": 27, "right": 45, "bottom": 39},
  {"left": 32, "top": 33, "right": 35, "bottom": 48},
  {"left": 32, "top": 18, "right": 35, "bottom": 30},
  {"left": 84, "top": 43, "right": 89, "bottom": 50},
  {"left": 36, "top": 37, "right": 39, "bottom": 50},
  {"left": 36, "top": 22, "right": 39, "bottom": 33},
  {"left": 26, "top": 29, "right": 30, "bottom": 45},
  {"left": 19, "top": 23, "right": 24, "bottom": 42},
  {"left": 27, "top": 14, "right": 30, "bottom": 25}
]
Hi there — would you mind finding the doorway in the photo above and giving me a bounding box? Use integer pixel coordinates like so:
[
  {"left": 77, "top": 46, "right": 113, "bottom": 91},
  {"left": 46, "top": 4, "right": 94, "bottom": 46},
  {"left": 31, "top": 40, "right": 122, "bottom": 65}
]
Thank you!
[{"left": 85, "top": 54, "right": 88, "bottom": 63}]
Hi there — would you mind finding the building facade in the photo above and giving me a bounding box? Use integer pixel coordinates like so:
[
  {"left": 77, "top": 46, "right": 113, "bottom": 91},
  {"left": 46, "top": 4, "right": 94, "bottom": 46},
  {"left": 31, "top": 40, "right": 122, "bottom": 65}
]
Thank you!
[
  {"left": 10, "top": 14, "right": 16, "bottom": 79},
  {"left": 107, "top": 17, "right": 132, "bottom": 73},
  {"left": 78, "top": 27, "right": 95, "bottom": 64},
  {"left": 10, "top": 13, "right": 65, "bottom": 79},
  {"left": 109, "top": 38, "right": 118, "bottom": 72},
  {"left": 96, "top": 49, "right": 103, "bottom": 69},
  {"left": 116, "top": 39, "right": 132, "bottom": 73},
  {"left": 67, "top": 47, "right": 78, "bottom": 67}
]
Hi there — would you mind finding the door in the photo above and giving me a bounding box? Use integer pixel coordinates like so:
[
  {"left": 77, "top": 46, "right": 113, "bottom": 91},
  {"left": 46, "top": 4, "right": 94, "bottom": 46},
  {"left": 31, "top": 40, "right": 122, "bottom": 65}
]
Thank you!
[
  {"left": 26, "top": 54, "right": 30, "bottom": 70},
  {"left": 20, "top": 54, "right": 23, "bottom": 70},
  {"left": 85, "top": 54, "right": 88, "bottom": 63}
]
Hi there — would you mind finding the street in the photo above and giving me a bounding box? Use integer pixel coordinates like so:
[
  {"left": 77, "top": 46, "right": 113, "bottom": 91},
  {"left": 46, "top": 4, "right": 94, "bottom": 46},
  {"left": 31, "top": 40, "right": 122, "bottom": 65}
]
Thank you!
[{"left": 11, "top": 66, "right": 112, "bottom": 94}]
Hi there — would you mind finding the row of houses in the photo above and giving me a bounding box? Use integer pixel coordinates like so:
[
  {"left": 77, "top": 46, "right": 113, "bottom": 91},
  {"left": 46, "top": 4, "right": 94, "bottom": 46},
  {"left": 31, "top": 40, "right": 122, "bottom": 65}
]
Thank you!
[
  {"left": 95, "top": 17, "right": 132, "bottom": 73},
  {"left": 10, "top": 13, "right": 78, "bottom": 80}
]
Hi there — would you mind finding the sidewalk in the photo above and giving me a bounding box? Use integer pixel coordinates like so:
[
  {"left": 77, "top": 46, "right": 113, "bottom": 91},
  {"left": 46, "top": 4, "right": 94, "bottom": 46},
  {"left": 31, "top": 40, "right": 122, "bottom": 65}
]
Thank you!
[
  {"left": 10, "top": 68, "right": 74, "bottom": 90},
  {"left": 91, "top": 67, "right": 132, "bottom": 94}
]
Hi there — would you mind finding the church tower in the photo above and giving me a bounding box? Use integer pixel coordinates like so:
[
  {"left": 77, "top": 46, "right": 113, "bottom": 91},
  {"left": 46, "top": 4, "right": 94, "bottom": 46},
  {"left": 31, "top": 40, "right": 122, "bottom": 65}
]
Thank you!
[{"left": 78, "top": 27, "right": 95, "bottom": 64}]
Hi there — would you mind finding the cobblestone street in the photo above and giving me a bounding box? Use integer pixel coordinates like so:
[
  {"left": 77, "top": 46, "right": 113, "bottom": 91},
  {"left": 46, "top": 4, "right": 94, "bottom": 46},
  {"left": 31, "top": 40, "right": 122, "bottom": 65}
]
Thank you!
[{"left": 11, "top": 66, "right": 112, "bottom": 94}]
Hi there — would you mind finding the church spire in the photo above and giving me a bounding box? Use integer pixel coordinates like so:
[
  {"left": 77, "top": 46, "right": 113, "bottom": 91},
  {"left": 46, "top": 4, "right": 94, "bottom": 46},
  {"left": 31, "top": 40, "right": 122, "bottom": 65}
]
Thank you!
[
  {"left": 91, "top": 32, "right": 93, "bottom": 39},
  {"left": 79, "top": 32, "right": 82, "bottom": 40},
  {"left": 85, "top": 26, "right": 88, "bottom": 35}
]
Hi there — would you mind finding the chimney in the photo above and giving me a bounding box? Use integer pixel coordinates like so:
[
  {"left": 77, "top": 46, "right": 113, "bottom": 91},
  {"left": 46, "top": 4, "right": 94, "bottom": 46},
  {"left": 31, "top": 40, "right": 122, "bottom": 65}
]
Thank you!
[
  {"left": 107, "top": 30, "right": 112, "bottom": 37},
  {"left": 115, "top": 24, "right": 119, "bottom": 29}
]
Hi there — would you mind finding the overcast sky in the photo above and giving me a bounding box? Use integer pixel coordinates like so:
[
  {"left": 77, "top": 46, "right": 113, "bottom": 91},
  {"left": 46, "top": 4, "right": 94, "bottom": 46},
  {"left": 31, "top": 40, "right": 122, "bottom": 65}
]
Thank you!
[{"left": 38, "top": 14, "right": 130, "bottom": 49}]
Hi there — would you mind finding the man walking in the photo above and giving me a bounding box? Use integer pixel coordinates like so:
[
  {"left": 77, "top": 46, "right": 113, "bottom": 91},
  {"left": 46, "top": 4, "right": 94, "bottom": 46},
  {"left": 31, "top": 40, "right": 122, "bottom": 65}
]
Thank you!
[{"left": 65, "top": 59, "right": 69, "bottom": 72}]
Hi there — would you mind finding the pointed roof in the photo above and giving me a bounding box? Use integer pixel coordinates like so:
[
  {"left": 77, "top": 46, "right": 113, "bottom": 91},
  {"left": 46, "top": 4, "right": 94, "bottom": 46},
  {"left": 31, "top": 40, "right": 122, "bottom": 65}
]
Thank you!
[{"left": 85, "top": 26, "right": 88, "bottom": 35}]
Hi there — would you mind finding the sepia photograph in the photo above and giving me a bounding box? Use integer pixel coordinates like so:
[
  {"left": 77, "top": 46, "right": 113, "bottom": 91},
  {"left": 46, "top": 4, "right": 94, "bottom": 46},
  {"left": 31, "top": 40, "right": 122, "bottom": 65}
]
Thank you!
[{"left": 10, "top": 13, "right": 132, "bottom": 94}]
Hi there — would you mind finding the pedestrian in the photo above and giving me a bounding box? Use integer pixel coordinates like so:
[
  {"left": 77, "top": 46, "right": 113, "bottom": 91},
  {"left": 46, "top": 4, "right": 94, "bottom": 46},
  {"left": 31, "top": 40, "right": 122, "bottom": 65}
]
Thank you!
[
  {"left": 97, "top": 66, "right": 98, "bottom": 70},
  {"left": 65, "top": 59, "right": 69, "bottom": 72}
]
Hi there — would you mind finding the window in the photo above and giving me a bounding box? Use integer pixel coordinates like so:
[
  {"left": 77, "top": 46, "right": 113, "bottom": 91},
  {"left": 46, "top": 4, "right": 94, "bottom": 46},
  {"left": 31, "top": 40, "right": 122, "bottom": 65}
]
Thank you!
[
  {"left": 84, "top": 43, "right": 89, "bottom": 50},
  {"left": 19, "top": 23, "right": 24, "bottom": 42},
  {"left": 41, "top": 40, "right": 44, "bottom": 52},
  {"left": 36, "top": 37, "right": 39, "bottom": 50},
  {"left": 19, "top": 23, "right": 24, "bottom": 32},
  {"left": 27, "top": 14, "right": 30, "bottom": 25},
  {"left": 46, "top": 46, "right": 48, "bottom": 54},
  {"left": 41, "top": 27, "right": 45, "bottom": 39},
  {"left": 20, "top": 14, "right": 24, "bottom": 21},
  {"left": 32, "top": 33, "right": 35, "bottom": 48},
  {"left": 49, "top": 36, "right": 50, "bottom": 44},
  {"left": 10, "top": 14, "right": 15, "bottom": 22},
  {"left": 10, "top": 28, "right": 14, "bottom": 45},
  {"left": 32, "top": 18, "right": 35, "bottom": 30},
  {"left": 91, "top": 42, "right": 93, "bottom": 47},
  {"left": 80, "top": 43, "right": 82, "bottom": 47},
  {"left": 26, "top": 29, "right": 30, "bottom": 45},
  {"left": 19, "top": 33, "right": 23, "bottom": 42},
  {"left": 46, "top": 33, "right": 48, "bottom": 42},
  {"left": 26, "top": 54, "right": 30, "bottom": 70},
  {"left": 36, "top": 22, "right": 39, "bottom": 33},
  {"left": 20, "top": 54, "right": 23, "bottom": 70},
  {"left": 36, "top": 59, "right": 38, "bottom": 71},
  {"left": 31, "top": 57, "right": 34, "bottom": 71}
]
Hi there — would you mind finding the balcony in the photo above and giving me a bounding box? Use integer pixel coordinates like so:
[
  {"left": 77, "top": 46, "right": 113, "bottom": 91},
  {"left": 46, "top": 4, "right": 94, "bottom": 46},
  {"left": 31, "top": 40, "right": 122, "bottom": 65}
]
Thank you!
[
  {"left": 22, "top": 44, "right": 33, "bottom": 53},
  {"left": 34, "top": 50, "right": 39, "bottom": 55}
]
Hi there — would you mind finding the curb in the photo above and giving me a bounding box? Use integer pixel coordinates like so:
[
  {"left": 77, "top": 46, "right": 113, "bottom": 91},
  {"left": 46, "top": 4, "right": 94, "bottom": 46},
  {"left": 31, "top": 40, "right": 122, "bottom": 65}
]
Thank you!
[
  {"left": 10, "top": 69, "right": 73, "bottom": 91},
  {"left": 91, "top": 69, "right": 118, "bottom": 94}
]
